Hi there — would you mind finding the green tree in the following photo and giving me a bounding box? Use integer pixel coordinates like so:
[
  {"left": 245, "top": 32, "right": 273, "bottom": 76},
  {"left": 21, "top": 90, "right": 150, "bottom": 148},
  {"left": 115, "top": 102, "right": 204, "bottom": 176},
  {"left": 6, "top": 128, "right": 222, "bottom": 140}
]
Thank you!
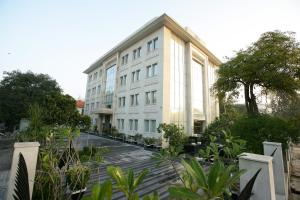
[
  {"left": 157, "top": 123, "right": 186, "bottom": 148},
  {"left": 215, "top": 31, "right": 300, "bottom": 115},
  {"left": 0, "top": 70, "right": 61, "bottom": 130}
]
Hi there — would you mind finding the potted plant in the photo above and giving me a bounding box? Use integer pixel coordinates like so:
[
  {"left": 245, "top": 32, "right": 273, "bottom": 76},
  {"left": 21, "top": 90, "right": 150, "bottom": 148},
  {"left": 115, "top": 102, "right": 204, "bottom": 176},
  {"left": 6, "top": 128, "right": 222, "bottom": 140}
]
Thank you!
[
  {"left": 66, "top": 165, "right": 91, "bottom": 200},
  {"left": 144, "top": 137, "right": 156, "bottom": 149}
]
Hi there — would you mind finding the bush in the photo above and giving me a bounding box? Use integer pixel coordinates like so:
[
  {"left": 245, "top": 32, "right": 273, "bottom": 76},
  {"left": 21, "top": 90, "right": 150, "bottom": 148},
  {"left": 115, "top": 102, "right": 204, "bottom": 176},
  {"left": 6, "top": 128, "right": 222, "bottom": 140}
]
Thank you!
[
  {"left": 157, "top": 123, "right": 186, "bottom": 148},
  {"left": 66, "top": 165, "right": 90, "bottom": 191},
  {"left": 230, "top": 114, "right": 299, "bottom": 153}
]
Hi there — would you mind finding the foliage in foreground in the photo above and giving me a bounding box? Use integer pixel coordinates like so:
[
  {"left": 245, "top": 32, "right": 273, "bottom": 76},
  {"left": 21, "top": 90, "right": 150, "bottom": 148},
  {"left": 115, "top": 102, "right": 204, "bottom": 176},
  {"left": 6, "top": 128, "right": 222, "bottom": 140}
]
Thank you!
[
  {"left": 169, "top": 158, "right": 244, "bottom": 200},
  {"left": 231, "top": 114, "right": 299, "bottom": 153}
]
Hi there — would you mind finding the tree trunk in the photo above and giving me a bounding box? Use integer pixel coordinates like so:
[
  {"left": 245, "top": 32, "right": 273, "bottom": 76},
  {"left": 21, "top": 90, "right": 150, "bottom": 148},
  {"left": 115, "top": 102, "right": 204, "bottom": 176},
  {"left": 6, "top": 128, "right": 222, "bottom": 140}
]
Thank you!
[{"left": 244, "top": 84, "right": 259, "bottom": 115}]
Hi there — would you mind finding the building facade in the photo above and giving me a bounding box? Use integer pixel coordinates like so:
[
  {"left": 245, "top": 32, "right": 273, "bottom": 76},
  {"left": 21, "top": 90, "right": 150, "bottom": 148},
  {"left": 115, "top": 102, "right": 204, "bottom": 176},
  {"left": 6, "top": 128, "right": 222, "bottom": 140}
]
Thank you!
[{"left": 83, "top": 14, "right": 221, "bottom": 138}]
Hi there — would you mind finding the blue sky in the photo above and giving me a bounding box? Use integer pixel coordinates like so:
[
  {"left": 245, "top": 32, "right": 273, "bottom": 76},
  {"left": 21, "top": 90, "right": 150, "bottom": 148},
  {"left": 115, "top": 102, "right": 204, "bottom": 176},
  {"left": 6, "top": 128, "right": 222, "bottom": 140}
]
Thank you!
[{"left": 1, "top": 0, "right": 299, "bottom": 99}]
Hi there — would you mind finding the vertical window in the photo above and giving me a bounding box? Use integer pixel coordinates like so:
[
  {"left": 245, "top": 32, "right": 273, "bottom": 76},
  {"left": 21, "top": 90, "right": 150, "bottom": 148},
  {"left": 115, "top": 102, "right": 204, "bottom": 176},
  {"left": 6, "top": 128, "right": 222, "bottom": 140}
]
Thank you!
[
  {"left": 91, "top": 103, "right": 94, "bottom": 111},
  {"left": 117, "top": 119, "right": 120, "bottom": 129},
  {"left": 137, "top": 47, "right": 141, "bottom": 58},
  {"left": 136, "top": 70, "right": 140, "bottom": 81},
  {"left": 97, "top": 85, "right": 101, "bottom": 94},
  {"left": 129, "top": 119, "right": 133, "bottom": 130},
  {"left": 125, "top": 54, "right": 128, "bottom": 63},
  {"left": 121, "top": 119, "right": 124, "bottom": 129},
  {"left": 122, "top": 97, "right": 125, "bottom": 106},
  {"left": 146, "top": 66, "right": 151, "bottom": 78},
  {"left": 130, "top": 95, "right": 134, "bottom": 106},
  {"left": 89, "top": 75, "right": 92, "bottom": 82},
  {"left": 147, "top": 41, "right": 152, "bottom": 52},
  {"left": 151, "top": 91, "right": 157, "bottom": 104},
  {"left": 86, "top": 104, "right": 89, "bottom": 111},
  {"left": 145, "top": 92, "right": 150, "bottom": 105},
  {"left": 132, "top": 71, "right": 135, "bottom": 82},
  {"left": 134, "top": 119, "right": 138, "bottom": 131},
  {"left": 152, "top": 63, "right": 158, "bottom": 76},
  {"left": 150, "top": 120, "right": 156, "bottom": 132},
  {"left": 135, "top": 94, "right": 139, "bottom": 105},
  {"left": 133, "top": 50, "right": 136, "bottom": 60},
  {"left": 118, "top": 97, "right": 121, "bottom": 107},
  {"left": 153, "top": 38, "right": 158, "bottom": 50},
  {"left": 144, "top": 120, "right": 149, "bottom": 132}
]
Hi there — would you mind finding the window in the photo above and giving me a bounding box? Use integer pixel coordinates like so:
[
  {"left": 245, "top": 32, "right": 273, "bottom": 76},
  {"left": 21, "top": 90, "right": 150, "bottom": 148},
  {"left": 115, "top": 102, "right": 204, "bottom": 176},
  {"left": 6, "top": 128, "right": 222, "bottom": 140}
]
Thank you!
[
  {"left": 146, "top": 63, "right": 158, "bottom": 78},
  {"left": 120, "top": 75, "right": 127, "bottom": 86},
  {"left": 96, "top": 102, "right": 99, "bottom": 108},
  {"left": 133, "top": 47, "right": 141, "bottom": 60},
  {"left": 117, "top": 119, "right": 120, "bottom": 129},
  {"left": 105, "top": 65, "right": 116, "bottom": 108},
  {"left": 129, "top": 119, "right": 133, "bottom": 130},
  {"left": 97, "top": 85, "right": 101, "bottom": 94},
  {"left": 147, "top": 37, "right": 158, "bottom": 52},
  {"left": 144, "top": 120, "right": 149, "bottom": 132},
  {"left": 99, "top": 69, "right": 102, "bottom": 77},
  {"left": 130, "top": 95, "right": 134, "bottom": 106},
  {"left": 136, "top": 70, "right": 140, "bottom": 81},
  {"left": 130, "top": 94, "right": 139, "bottom": 106},
  {"left": 145, "top": 90, "right": 157, "bottom": 105},
  {"left": 93, "top": 72, "right": 98, "bottom": 80},
  {"left": 91, "top": 103, "right": 94, "bottom": 111},
  {"left": 145, "top": 92, "right": 151, "bottom": 105},
  {"left": 147, "top": 41, "right": 152, "bottom": 52},
  {"left": 92, "top": 87, "right": 96, "bottom": 96},
  {"left": 121, "top": 119, "right": 124, "bottom": 129},
  {"left": 135, "top": 94, "right": 139, "bottom": 105},
  {"left": 153, "top": 38, "right": 158, "bottom": 50},
  {"left": 122, "top": 97, "right": 126, "bottom": 107},
  {"left": 87, "top": 89, "right": 91, "bottom": 97},
  {"left": 131, "top": 71, "right": 135, "bottom": 82},
  {"left": 121, "top": 54, "right": 129, "bottom": 65},
  {"left": 134, "top": 119, "right": 138, "bottom": 131},
  {"left": 86, "top": 104, "right": 89, "bottom": 111},
  {"left": 151, "top": 91, "right": 157, "bottom": 104},
  {"left": 144, "top": 120, "right": 156, "bottom": 133},
  {"left": 118, "top": 97, "right": 122, "bottom": 107},
  {"left": 89, "top": 75, "right": 92, "bottom": 82}
]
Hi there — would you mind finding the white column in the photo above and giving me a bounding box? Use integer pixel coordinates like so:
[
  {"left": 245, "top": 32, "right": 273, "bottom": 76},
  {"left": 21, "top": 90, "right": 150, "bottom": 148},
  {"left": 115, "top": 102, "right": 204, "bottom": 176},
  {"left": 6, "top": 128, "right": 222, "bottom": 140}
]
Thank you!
[
  {"left": 263, "top": 141, "right": 287, "bottom": 200},
  {"left": 7, "top": 142, "right": 40, "bottom": 200},
  {"left": 239, "top": 153, "right": 276, "bottom": 200}
]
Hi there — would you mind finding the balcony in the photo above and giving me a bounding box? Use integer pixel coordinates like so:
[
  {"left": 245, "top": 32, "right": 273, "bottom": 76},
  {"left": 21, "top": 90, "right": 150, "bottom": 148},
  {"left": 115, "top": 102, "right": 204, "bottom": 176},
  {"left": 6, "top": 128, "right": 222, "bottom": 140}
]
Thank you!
[{"left": 91, "top": 105, "right": 113, "bottom": 115}]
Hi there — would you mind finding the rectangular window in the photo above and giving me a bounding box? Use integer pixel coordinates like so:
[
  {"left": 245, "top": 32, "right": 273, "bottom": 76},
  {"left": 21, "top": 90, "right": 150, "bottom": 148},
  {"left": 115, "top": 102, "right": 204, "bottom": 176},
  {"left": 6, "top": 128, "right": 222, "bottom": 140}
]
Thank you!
[
  {"left": 129, "top": 119, "right": 133, "bottom": 131},
  {"left": 121, "top": 119, "right": 124, "bottom": 129},
  {"left": 130, "top": 95, "right": 134, "bottom": 106},
  {"left": 118, "top": 97, "right": 121, "bottom": 107},
  {"left": 122, "top": 97, "right": 125, "bottom": 106},
  {"left": 93, "top": 72, "right": 98, "bottom": 80},
  {"left": 120, "top": 75, "right": 127, "bottom": 86},
  {"left": 89, "top": 75, "right": 92, "bottom": 82},
  {"left": 87, "top": 89, "right": 91, "bottom": 97},
  {"left": 97, "top": 85, "right": 101, "bottom": 94},
  {"left": 144, "top": 120, "right": 149, "bottom": 132},
  {"left": 146, "top": 66, "right": 151, "bottom": 78},
  {"left": 134, "top": 119, "right": 138, "bottom": 131},
  {"left": 137, "top": 47, "right": 141, "bottom": 58},
  {"left": 133, "top": 50, "right": 137, "bottom": 60},
  {"left": 145, "top": 92, "right": 150, "bottom": 105},
  {"left": 125, "top": 54, "right": 128, "bottom": 63},
  {"left": 147, "top": 41, "right": 152, "bottom": 52},
  {"left": 117, "top": 119, "right": 120, "bottom": 129},
  {"left": 135, "top": 94, "right": 139, "bottom": 105},
  {"left": 152, "top": 91, "right": 157, "bottom": 104},
  {"left": 136, "top": 70, "right": 140, "bottom": 81},
  {"left": 132, "top": 71, "right": 135, "bottom": 82},
  {"left": 152, "top": 63, "right": 158, "bottom": 76},
  {"left": 91, "top": 103, "right": 94, "bottom": 111},
  {"left": 86, "top": 104, "right": 89, "bottom": 111},
  {"left": 153, "top": 38, "right": 158, "bottom": 50},
  {"left": 150, "top": 120, "right": 156, "bottom": 132}
]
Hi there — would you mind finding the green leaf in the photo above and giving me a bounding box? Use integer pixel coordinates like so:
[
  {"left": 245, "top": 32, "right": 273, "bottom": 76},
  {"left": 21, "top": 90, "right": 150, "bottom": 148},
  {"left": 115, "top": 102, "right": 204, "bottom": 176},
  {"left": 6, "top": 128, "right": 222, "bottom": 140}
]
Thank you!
[{"left": 168, "top": 186, "right": 203, "bottom": 200}]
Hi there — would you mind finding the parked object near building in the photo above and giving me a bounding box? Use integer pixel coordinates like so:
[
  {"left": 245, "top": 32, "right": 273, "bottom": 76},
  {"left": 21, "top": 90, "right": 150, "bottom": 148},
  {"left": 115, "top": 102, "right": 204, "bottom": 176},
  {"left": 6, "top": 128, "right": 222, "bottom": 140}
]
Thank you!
[{"left": 83, "top": 14, "right": 221, "bottom": 139}]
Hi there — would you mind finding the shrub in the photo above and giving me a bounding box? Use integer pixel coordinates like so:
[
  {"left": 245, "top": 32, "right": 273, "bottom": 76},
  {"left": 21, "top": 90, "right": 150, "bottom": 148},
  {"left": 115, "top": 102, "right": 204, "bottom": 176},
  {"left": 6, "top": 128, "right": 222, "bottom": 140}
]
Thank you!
[
  {"left": 230, "top": 114, "right": 299, "bottom": 153},
  {"left": 66, "top": 165, "right": 90, "bottom": 191},
  {"left": 157, "top": 123, "right": 186, "bottom": 148}
]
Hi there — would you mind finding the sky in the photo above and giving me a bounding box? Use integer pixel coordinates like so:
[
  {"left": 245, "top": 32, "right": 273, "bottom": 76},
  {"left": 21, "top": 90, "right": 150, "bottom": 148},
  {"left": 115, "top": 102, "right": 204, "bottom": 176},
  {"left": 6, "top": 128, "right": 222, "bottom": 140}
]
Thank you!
[{"left": 1, "top": 0, "right": 300, "bottom": 99}]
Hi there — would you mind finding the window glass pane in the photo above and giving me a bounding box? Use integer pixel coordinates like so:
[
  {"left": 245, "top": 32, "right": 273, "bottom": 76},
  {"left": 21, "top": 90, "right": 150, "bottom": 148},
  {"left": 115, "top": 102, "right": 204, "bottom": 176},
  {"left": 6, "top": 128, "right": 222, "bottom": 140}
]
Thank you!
[
  {"left": 105, "top": 65, "right": 116, "bottom": 108},
  {"left": 144, "top": 120, "right": 149, "bottom": 132},
  {"left": 129, "top": 119, "right": 133, "bottom": 130},
  {"left": 146, "top": 92, "right": 150, "bottom": 104},
  {"left": 130, "top": 95, "right": 134, "bottom": 106},
  {"left": 134, "top": 119, "right": 138, "bottom": 131},
  {"left": 135, "top": 94, "right": 139, "bottom": 105},
  {"left": 152, "top": 91, "right": 157, "bottom": 104},
  {"left": 132, "top": 72, "right": 135, "bottom": 82},
  {"left": 153, "top": 63, "right": 158, "bottom": 76},
  {"left": 136, "top": 70, "right": 140, "bottom": 81},
  {"left": 153, "top": 38, "right": 158, "bottom": 50},
  {"left": 150, "top": 120, "right": 156, "bottom": 132},
  {"left": 147, "top": 41, "right": 152, "bottom": 52},
  {"left": 146, "top": 66, "right": 151, "bottom": 77}
]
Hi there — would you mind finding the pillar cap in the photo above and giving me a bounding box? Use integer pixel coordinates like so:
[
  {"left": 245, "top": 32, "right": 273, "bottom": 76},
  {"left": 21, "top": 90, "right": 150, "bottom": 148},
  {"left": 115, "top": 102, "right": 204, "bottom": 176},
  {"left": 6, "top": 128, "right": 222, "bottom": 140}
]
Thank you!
[
  {"left": 239, "top": 153, "right": 273, "bottom": 163},
  {"left": 263, "top": 141, "right": 282, "bottom": 146},
  {"left": 14, "top": 142, "right": 40, "bottom": 148}
]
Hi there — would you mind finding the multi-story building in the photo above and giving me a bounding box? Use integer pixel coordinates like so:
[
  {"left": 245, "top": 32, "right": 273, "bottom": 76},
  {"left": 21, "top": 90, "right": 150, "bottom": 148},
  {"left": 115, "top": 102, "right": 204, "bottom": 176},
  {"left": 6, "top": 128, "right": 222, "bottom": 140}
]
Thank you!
[{"left": 83, "top": 14, "right": 221, "bottom": 138}]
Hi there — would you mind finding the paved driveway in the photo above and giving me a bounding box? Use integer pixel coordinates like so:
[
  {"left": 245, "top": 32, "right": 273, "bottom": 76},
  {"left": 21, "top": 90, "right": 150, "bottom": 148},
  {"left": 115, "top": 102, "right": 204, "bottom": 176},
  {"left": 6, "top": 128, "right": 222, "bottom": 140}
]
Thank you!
[{"left": 76, "top": 133, "right": 180, "bottom": 200}]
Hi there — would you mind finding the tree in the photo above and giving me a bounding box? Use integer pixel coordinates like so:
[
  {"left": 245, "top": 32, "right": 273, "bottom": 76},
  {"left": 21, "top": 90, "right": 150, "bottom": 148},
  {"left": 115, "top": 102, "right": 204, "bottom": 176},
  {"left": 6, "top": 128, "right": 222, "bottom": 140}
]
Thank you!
[
  {"left": 0, "top": 70, "right": 61, "bottom": 130},
  {"left": 215, "top": 31, "right": 300, "bottom": 115}
]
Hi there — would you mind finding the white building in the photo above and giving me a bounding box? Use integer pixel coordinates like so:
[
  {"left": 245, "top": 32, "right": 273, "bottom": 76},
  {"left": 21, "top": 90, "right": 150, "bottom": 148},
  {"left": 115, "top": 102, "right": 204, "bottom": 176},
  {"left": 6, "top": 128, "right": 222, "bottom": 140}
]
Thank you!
[{"left": 83, "top": 14, "right": 221, "bottom": 138}]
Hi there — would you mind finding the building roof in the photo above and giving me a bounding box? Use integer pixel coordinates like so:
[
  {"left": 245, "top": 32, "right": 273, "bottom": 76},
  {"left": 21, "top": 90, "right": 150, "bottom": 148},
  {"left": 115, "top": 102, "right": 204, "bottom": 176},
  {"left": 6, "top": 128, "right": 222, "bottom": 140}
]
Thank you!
[
  {"left": 76, "top": 99, "right": 85, "bottom": 108},
  {"left": 83, "top": 13, "right": 222, "bottom": 74}
]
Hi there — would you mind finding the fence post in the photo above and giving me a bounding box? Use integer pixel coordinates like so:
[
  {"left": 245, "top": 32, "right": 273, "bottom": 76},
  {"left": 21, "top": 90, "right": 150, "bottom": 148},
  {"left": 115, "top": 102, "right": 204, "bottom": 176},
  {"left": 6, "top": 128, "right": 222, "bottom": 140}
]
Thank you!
[
  {"left": 263, "top": 141, "right": 287, "bottom": 200},
  {"left": 6, "top": 142, "right": 40, "bottom": 200},
  {"left": 239, "top": 153, "right": 276, "bottom": 200}
]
